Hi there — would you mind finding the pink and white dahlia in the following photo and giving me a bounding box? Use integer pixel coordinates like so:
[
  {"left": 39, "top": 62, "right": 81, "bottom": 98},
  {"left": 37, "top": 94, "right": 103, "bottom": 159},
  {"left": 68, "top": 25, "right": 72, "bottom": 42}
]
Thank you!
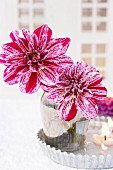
[
  {"left": 0, "top": 24, "right": 72, "bottom": 93},
  {"left": 47, "top": 61, "right": 107, "bottom": 121}
]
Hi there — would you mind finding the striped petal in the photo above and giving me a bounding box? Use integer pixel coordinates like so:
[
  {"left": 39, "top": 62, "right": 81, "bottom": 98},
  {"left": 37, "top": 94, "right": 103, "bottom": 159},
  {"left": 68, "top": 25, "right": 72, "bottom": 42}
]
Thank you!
[
  {"left": 2, "top": 42, "right": 22, "bottom": 55},
  {"left": 77, "top": 97, "right": 98, "bottom": 120},
  {"left": 10, "top": 31, "right": 28, "bottom": 53},
  {"left": 19, "top": 72, "right": 40, "bottom": 94},
  {"left": 57, "top": 101, "right": 77, "bottom": 121},
  {"left": 88, "top": 84, "right": 107, "bottom": 101},
  {"left": 34, "top": 24, "right": 52, "bottom": 50},
  {"left": 47, "top": 88, "right": 65, "bottom": 102},
  {"left": 40, "top": 67, "right": 56, "bottom": 84},
  {"left": 46, "top": 38, "right": 70, "bottom": 57},
  {"left": 22, "top": 29, "right": 37, "bottom": 51},
  {"left": 40, "top": 82, "right": 56, "bottom": 93},
  {"left": 87, "top": 73, "right": 103, "bottom": 87},
  {"left": 3, "top": 65, "right": 26, "bottom": 85},
  {"left": 0, "top": 54, "right": 6, "bottom": 64},
  {"left": 10, "top": 30, "right": 19, "bottom": 41},
  {"left": 58, "top": 55, "right": 74, "bottom": 66}
]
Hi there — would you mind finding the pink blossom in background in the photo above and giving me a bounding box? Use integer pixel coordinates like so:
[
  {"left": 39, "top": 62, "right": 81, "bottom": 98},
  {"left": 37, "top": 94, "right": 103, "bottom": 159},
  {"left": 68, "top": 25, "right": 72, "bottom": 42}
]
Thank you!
[
  {"left": 47, "top": 61, "right": 107, "bottom": 121},
  {"left": 98, "top": 97, "right": 113, "bottom": 116},
  {"left": 0, "top": 24, "right": 73, "bottom": 94}
]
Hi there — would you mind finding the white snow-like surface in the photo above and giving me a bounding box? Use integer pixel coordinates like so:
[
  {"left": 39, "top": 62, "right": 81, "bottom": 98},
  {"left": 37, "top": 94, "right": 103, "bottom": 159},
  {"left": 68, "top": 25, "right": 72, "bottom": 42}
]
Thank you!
[{"left": 0, "top": 96, "right": 113, "bottom": 170}]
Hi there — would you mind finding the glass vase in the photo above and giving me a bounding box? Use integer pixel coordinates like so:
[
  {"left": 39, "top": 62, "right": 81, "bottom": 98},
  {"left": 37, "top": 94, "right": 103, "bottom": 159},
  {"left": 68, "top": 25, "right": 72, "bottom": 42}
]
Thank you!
[{"left": 40, "top": 92, "right": 89, "bottom": 152}]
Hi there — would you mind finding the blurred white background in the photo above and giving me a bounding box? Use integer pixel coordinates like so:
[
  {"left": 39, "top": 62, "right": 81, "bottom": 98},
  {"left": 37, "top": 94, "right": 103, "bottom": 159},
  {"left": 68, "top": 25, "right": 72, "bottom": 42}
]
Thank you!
[
  {"left": 0, "top": 0, "right": 113, "bottom": 98},
  {"left": 0, "top": 0, "right": 113, "bottom": 169}
]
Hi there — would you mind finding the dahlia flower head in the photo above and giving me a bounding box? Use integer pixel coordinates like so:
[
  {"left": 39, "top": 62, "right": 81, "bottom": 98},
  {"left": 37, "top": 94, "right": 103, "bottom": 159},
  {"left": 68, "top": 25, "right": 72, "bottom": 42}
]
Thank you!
[{"left": 0, "top": 24, "right": 107, "bottom": 121}]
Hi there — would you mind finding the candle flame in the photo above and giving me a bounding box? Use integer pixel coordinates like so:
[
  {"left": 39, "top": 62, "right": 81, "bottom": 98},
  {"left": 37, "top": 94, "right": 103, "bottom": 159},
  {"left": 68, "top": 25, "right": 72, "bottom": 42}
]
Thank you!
[
  {"left": 101, "top": 143, "right": 108, "bottom": 150},
  {"left": 101, "top": 123, "right": 110, "bottom": 150},
  {"left": 108, "top": 117, "right": 113, "bottom": 127}
]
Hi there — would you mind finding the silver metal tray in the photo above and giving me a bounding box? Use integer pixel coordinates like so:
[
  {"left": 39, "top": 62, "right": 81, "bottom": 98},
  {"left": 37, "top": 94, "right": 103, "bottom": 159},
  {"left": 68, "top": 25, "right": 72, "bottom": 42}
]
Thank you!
[{"left": 37, "top": 116, "right": 113, "bottom": 169}]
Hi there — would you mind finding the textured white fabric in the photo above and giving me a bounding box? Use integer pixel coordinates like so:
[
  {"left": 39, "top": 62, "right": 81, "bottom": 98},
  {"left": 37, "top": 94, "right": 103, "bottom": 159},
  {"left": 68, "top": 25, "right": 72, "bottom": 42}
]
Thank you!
[{"left": 0, "top": 97, "right": 112, "bottom": 170}]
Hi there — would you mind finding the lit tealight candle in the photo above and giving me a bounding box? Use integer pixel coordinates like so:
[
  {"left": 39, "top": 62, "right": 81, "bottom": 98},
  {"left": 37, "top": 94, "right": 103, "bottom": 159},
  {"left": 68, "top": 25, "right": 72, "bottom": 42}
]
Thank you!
[
  {"left": 101, "top": 124, "right": 110, "bottom": 142},
  {"left": 93, "top": 124, "right": 113, "bottom": 150}
]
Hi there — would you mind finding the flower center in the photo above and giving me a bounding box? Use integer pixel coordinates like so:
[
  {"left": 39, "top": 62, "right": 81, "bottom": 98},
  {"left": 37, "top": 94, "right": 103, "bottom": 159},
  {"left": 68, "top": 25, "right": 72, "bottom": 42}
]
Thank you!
[
  {"left": 27, "top": 52, "right": 43, "bottom": 71},
  {"left": 70, "top": 78, "right": 85, "bottom": 98}
]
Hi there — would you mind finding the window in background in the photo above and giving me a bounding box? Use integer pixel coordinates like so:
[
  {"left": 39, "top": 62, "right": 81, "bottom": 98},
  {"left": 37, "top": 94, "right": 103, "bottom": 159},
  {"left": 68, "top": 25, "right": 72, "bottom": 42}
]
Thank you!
[
  {"left": 82, "top": 44, "right": 92, "bottom": 53},
  {"left": 81, "top": 57, "right": 92, "bottom": 65},
  {"left": 82, "top": 22, "right": 92, "bottom": 31},
  {"left": 33, "top": 0, "right": 44, "bottom": 3},
  {"left": 96, "top": 57, "right": 106, "bottom": 67},
  {"left": 18, "top": 8, "right": 29, "bottom": 18},
  {"left": 33, "top": 8, "right": 44, "bottom": 17},
  {"left": 82, "top": 8, "right": 92, "bottom": 17},
  {"left": 97, "top": 8, "right": 107, "bottom": 17},
  {"left": 82, "top": 0, "right": 92, "bottom": 3},
  {"left": 81, "top": 0, "right": 108, "bottom": 81},
  {"left": 96, "top": 44, "right": 106, "bottom": 53},
  {"left": 17, "top": 0, "right": 45, "bottom": 31},
  {"left": 18, "top": 0, "right": 29, "bottom": 3},
  {"left": 97, "top": 0, "right": 107, "bottom": 3},
  {"left": 96, "top": 22, "right": 107, "bottom": 31}
]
